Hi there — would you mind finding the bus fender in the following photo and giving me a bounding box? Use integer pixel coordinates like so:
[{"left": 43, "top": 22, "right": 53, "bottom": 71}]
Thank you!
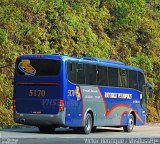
[{"left": 121, "top": 110, "right": 136, "bottom": 126}]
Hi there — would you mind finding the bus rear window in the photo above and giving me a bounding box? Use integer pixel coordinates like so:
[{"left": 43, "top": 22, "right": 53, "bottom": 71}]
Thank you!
[{"left": 16, "top": 59, "right": 60, "bottom": 76}]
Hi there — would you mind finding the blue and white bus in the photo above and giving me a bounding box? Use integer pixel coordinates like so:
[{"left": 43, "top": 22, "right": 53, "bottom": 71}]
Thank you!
[{"left": 13, "top": 54, "right": 153, "bottom": 134}]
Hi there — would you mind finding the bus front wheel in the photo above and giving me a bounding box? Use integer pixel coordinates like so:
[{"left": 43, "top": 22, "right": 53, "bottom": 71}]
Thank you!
[{"left": 123, "top": 114, "right": 134, "bottom": 132}]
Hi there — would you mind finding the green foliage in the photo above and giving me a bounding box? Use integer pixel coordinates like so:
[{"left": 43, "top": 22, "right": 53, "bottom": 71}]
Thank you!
[
  {"left": 0, "top": 0, "right": 160, "bottom": 127},
  {"left": 105, "top": 0, "right": 145, "bottom": 31},
  {"left": 128, "top": 53, "right": 153, "bottom": 72},
  {"left": 147, "top": 100, "right": 160, "bottom": 123},
  {"left": 0, "top": 104, "right": 15, "bottom": 128},
  {"left": 0, "top": 28, "right": 7, "bottom": 44},
  {"left": 147, "top": 105, "right": 160, "bottom": 122}
]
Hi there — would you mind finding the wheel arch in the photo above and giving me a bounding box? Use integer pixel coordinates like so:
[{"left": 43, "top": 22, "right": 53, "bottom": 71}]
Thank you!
[{"left": 130, "top": 111, "right": 136, "bottom": 125}]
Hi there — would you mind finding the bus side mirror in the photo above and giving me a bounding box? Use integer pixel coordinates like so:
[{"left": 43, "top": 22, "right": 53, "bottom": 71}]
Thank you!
[{"left": 146, "top": 83, "right": 153, "bottom": 98}]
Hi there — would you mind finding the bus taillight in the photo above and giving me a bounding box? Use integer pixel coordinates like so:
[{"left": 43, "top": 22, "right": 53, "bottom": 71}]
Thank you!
[
  {"left": 13, "top": 99, "right": 16, "bottom": 109},
  {"left": 59, "top": 100, "right": 64, "bottom": 111}
]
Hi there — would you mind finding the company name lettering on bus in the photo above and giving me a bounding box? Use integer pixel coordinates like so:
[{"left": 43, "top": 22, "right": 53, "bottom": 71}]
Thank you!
[
  {"left": 85, "top": 95, "right": 100, "bottom": 99},
  {"left": 42, "top": 99, "right": 79, "bottom": 107},
  {"left": 82, "top": 88, "right": 100, "bottom": 99},
  {"left": 133, "top": 100, "right": 140, "bottom": 104},
  {"left": 104, "top": 92, "right": 132, "bottom": 99},
  {"left": 67, "top": 86, "right": 81, "bottom": 101},
  {"left": 18, "top": 59, "right": 36, "bottom": 76},
  {"left": 82, "top": 89, "right": 98, "bottom": 93},
  {"left": 68, "top": 90, "right": 75, "bottom": 97}
]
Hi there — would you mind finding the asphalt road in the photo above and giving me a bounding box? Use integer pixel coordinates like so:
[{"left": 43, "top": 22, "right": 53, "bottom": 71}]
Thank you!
[{"left": 0, "top": 125, "right": 160, "bottom": 144}]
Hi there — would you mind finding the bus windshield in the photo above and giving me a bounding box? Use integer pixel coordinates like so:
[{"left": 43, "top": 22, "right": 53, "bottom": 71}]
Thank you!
[{"left": 16, "top": 59, "right": 60, "bottom": 76}]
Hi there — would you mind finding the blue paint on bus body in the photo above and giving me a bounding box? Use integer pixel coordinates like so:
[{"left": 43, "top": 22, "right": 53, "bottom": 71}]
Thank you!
[{"left": 14, "top": 54, "right": 146, "bottom": 128}]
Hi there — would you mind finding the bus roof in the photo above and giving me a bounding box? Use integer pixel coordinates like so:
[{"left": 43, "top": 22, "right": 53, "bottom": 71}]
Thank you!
[{"left": 19, "top": 54, "right": 144, "bottom": 73}]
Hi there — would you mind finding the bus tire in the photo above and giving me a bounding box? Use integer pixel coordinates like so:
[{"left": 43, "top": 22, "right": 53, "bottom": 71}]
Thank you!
[
  {"left": 123, "top": 114, "right": 134, "bottom": 132},
  {"left": 38, "top": 126, "right": 55, "bottom": 134},
  {"left": 83, "top": 113, "right": 93, "bottom": 134},
  {"left": 74, "top": 113, "right": 93, "bottom": 134}
]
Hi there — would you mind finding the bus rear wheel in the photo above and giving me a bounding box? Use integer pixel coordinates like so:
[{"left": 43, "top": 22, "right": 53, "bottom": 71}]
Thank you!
[
  {"left": 38, "top": 126, "right": 55, "bottom": 133},
  {"left": 84, "top": 113, "right": 93, "bottom": 134},
  {"left": 75, "top": 113, "right": 93, "bottom": 134},
  {"left": 123, "top": 114, "right": 134, "bottom": 132}
]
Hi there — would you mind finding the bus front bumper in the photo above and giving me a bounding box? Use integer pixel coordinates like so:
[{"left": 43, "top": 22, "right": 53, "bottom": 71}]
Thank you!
[{"left": 14, "top": 110, "right": 66, "bottom": 126}]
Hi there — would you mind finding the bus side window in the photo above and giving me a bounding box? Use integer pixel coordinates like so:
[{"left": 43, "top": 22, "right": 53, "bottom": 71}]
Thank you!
[
  {"left": 108, "top": 67, "right": 118, "bottom": 87},
  {"left": 119, "top": 69, "right": 128, "bottom": 88},
  {"left": 97, "top": 66, "right": 108, "bottom": 86},
  {"left": 85, "top": 64, "right": 96, "bottom": 85},
  {"left": 76, "top": 63, "right": 85, "bottom": 84},
  {"left": 67, "top": 62, "right": 76, "bottom": 83},
  {"left": 138, "top": 72, "right": 145, "bottom": 92},
  {"left": 129, "top": 70, "right": 138, "bottom": 90}
]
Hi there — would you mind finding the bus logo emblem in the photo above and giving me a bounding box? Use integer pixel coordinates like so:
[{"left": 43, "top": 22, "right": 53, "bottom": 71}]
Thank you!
[
  {"left": 75, "top": 86, "right": 81, "bottom": 101},
  {"left": 18, "top": 59, "right": 36, "bottom": 76}
]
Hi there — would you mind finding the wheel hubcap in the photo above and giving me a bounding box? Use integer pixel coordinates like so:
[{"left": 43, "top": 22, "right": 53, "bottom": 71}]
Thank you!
[
  {"left": 85, "top": 116, "right": 91, "bottom": 131},
  {"left": 129, "top": 117, "right": 134, "bottom": 130}
]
